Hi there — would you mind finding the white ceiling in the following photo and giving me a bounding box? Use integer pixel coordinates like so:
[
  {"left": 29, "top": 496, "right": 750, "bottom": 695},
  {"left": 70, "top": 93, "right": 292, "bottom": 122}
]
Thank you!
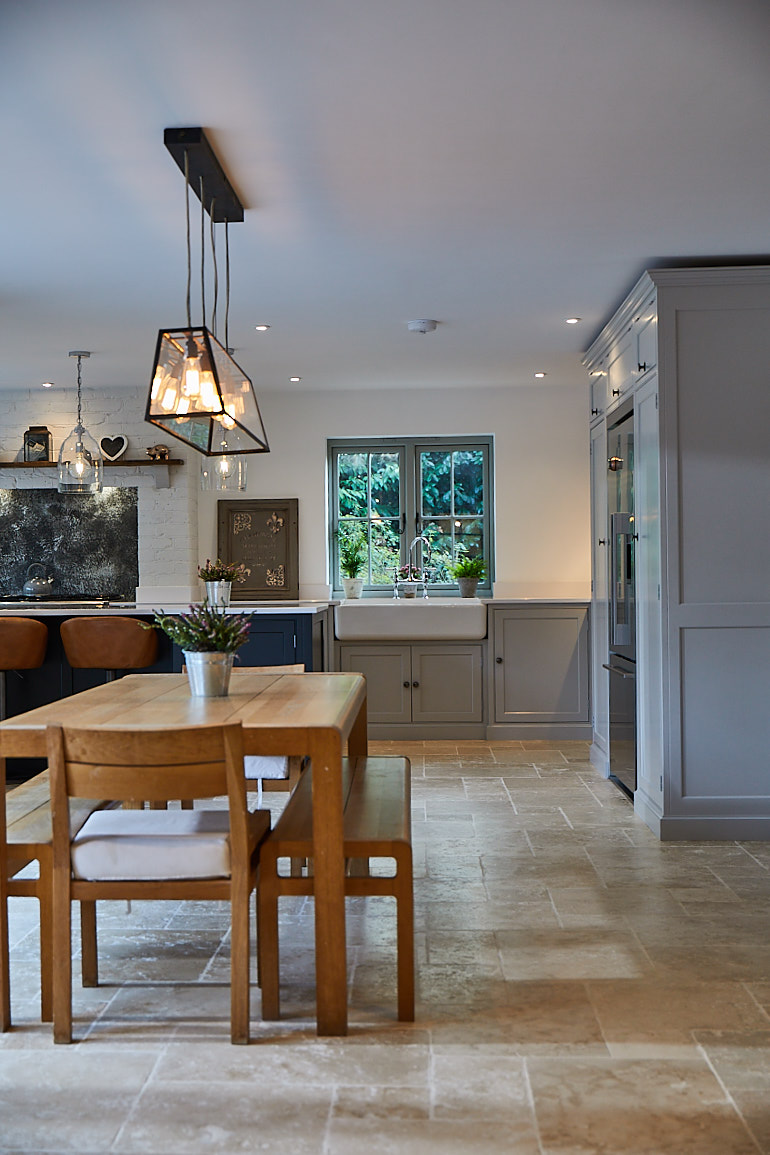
[{"left": 2, "top": 0, "right": 770, "bottom": 395}]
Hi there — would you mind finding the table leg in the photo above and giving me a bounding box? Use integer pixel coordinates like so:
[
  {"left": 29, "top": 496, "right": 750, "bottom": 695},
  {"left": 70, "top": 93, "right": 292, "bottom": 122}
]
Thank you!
[
  {"left": 347, "top": 694, "right": 368, "bottom": 757},
  {"left": 309, "top": 730, "right": 348, "bottom": 1036},
  {"left": 1, "top": 756, "right": 10, "bottom": 1030}
]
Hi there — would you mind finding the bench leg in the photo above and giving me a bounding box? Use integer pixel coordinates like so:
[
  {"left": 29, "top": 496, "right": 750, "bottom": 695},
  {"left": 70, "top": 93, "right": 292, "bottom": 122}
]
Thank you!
[
  {"left": 229, "top": 875, "right": 250, "bottom": 1045},
  {"left": 395, "top": 849, "right": 415, "bottom": 1022},
  {"left": 257, "top": 875, "right": 281, "bottom": 1021},
  {"left": 80, "top": 901, "right": 98, "bottom": 987}
]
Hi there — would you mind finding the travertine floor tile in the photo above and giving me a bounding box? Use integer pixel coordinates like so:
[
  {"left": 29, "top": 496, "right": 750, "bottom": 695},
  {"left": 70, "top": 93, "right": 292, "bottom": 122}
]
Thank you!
[{"left": 4, "top": 739, "right": 770, "bottom": 1153}]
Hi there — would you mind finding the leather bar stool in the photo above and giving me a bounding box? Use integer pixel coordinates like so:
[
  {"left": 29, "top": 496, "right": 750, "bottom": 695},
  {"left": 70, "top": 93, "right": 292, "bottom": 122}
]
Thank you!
[
  {"left": 60, "top": 616, "right": 158, "bottom": 684},
  {"left": 0, "top": 617, "right": 49, "bottom": 721}
]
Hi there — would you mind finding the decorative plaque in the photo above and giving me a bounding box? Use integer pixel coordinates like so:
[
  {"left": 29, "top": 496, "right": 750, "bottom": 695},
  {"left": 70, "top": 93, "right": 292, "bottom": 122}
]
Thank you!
[{"left": 217, "top": 499, "right": 299, "bottom": 600}]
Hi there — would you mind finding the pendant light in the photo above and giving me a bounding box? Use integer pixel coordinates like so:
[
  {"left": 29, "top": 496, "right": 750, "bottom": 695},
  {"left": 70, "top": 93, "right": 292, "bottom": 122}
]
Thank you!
[
  {"left": 58, "top": 351, "right": 103, "bottom": 493},
  {"left": 146, "top": 128, "right": 269, "bottom": 477}
]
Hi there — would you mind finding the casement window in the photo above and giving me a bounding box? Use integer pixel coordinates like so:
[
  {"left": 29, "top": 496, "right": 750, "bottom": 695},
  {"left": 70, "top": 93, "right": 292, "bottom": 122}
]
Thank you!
[{"left": 328, "top": 436, "right": 493, "bottom": 595}]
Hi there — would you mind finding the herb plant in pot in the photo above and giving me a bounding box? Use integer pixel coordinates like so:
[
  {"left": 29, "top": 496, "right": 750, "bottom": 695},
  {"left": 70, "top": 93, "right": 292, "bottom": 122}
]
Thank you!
[
  {"left": 336, "top": 530, "right": 368, "bottom": 599},
  {"left": 148, "top": 603, "right": 253, "bottom": 696},
  {"left": 450, "top": 555, "right": 487, "bottom": 598},
  {"left": 197, "top": 558, "right": 248, "bottom": 608}
]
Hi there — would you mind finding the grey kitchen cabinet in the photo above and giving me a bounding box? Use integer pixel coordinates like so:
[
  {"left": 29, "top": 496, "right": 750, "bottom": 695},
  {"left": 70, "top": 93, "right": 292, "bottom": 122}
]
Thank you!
[
  {"left": 584, "top": 266, "right": 770, "bottom": 840},
  {"left": 490, "top": 605, "right": 590, "bottom": 730},
  {"left": 338, "top": 642, "right": 483, "bottom": 727}
]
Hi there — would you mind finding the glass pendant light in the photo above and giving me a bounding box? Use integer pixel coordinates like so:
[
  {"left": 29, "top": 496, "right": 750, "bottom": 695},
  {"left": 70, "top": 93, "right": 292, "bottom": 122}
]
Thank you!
[
  {"left": 58, "top": 351, "right": 103, "bottom": 493},
  {"left": 145, "top": 129, "right": 268, "bottom": 469}
]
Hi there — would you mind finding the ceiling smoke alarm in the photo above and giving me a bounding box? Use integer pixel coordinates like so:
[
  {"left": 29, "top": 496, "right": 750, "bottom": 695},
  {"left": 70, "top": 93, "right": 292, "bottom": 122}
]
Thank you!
[{"left": 407, "top": 319, "right": 438, "bottom": 334}]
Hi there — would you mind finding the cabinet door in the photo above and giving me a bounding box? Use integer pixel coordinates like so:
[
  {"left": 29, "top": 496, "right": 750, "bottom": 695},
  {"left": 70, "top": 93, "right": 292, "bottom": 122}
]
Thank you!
[
  {"left": 634, "top": 376, "right": 664, "bottom": 807},
  {"left": 412, "top": 645, "right": 483, "bottom": 723},
  {"left": 238, "top": 618, "right": 297, "bottom": 666},
  {"left": 589, "top": 363, "right": 608, "bottom": 421},
  {"left": 606, "top": 327, "right": 636, "bottom": 406},
  {"left": 339, "top": 644, "right": 412, "bottom": 723},
  {"left": 635, "top": 307, "right": 657, "bottom": 379},
  {"left": 590, "top": 422, "right": 610, "bottom": 759},
  {"left": 493, "top": 606, "right": 589, "bottom": 723}
]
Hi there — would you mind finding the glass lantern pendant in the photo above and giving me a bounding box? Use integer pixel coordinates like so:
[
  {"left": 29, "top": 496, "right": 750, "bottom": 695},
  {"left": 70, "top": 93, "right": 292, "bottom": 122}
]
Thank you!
[
  {"left": 58, "top": 351, "right": 103, "bottom": 493},
  {"left": 146, "top": 326, "right": 269, "bottom": 457}
]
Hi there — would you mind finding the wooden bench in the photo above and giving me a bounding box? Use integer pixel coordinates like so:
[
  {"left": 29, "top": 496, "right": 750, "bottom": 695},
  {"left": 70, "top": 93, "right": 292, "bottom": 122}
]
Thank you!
[
  {"left": 257, "top": 755, "right": 414, "bottom": 1023},
  {"left": 4, "top": 770, "right": 110, "bottom": 1024}
]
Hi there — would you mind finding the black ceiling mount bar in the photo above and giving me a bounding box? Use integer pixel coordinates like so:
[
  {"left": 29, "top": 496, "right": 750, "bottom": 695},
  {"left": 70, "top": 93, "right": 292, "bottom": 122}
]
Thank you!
[{"left": 163, "top": 127, "right": 244, "bottom": 222}]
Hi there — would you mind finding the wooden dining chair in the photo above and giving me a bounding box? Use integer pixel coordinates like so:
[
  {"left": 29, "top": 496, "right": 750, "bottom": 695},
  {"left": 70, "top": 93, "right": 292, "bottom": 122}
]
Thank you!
[{"left": 47, "top": 721, "right": 271, "bottom": 1045}]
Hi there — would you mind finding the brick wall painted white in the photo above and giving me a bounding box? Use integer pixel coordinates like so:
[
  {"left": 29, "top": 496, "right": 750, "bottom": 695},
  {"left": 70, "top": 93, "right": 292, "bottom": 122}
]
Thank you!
[{"left": 0, "top": 386, "right": 198, "bottom": 588}]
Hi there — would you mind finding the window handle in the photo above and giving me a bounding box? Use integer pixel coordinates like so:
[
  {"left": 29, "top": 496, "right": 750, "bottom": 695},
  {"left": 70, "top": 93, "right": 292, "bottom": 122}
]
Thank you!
[{"left": 398, "top": 512, "right": 406, "bottom": 536}]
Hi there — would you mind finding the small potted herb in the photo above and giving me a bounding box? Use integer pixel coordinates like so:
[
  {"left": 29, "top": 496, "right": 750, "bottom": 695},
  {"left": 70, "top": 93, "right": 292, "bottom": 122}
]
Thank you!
[
  {"left": 449, "top": 555, "right": 487, "bottom": 598},
  {"left": 147, "top": 603, "right": 253, "bottom": 696},
  {"left": 335, "top": 530, "right": 368, "bottom": 599},
  {"left": 197, "top": 558, "right": 248, "bottom": 608}
]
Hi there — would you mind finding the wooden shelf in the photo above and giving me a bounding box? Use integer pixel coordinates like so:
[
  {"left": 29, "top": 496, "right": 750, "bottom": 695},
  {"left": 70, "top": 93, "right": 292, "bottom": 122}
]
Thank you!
[
  {"left": 0, "top": 458, "right": 184, "bottom": 489},
  {"left": 0, "top": 459, "right": 184, "bottom": 468}
]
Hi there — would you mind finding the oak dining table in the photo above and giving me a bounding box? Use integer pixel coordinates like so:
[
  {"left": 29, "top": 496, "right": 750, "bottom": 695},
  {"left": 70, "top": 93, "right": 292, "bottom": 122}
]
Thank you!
[{"left": 0, "top": 669, "right": 368, "bottom": 1037}]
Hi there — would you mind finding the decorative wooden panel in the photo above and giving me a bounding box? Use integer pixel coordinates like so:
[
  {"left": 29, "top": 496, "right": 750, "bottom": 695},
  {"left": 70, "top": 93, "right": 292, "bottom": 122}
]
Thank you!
[{"left": 217, "top": 499, "right": 299, "bottom": 600}]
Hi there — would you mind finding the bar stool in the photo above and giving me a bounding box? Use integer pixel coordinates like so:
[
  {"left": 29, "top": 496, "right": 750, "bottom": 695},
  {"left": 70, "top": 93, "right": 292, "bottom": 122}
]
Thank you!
[
  {"left": 60, "top": 616, "right": 158, "bottom": 683},
  {"left": 0, "top": 617, "right": 48, "bottom": 721}
]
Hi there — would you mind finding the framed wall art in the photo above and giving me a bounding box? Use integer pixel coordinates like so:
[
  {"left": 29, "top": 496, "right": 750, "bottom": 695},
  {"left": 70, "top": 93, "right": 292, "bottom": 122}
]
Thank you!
[{"left": 217, "top": 499, "right": 299, "bottom": 600}]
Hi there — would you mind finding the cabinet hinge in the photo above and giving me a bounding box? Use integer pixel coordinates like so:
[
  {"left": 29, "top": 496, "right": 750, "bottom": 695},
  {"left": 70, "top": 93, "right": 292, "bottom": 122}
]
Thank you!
[
  {"left": 655, "top": 392, "right": 659, "bottom": 410},
  {"left": 657, "top": 584, "right": 661, "bottom": 600},
  {"left": 659, "top": 774, "right": 663, "bottom": 792},
  {"left": 590, "top": 578, "right": 594, "bottom": 594}
]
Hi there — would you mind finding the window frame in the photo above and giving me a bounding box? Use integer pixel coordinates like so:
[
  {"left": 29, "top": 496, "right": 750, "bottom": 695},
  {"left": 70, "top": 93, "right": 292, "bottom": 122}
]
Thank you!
[{"left": 328, "top": 435, "right": 494, "bottom": 597}]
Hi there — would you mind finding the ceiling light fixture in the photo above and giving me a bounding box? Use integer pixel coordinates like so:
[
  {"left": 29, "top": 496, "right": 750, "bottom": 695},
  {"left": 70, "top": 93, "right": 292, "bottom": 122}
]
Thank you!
[
  {"left": 255, "top": 324, "right": 270, "bottom": 332},
  {"left": 41, "top": 381, "right": 53, "bottom": 389},
  {"left": 289, "top": 376, "right": 301, "bottom": 382},
  {"left": 58, "top": 351, "right": 103, "bottom": 493},
  {"left": 534, "top": 371, "right": 547, "bottom": 378},
  {"left": 407, "top": 319, "right": 438, "bottom": 334},
  {"left": 565, "top": 317, "right": 581, "bottom": 325},
  {"left": 146, "top": 127, "right": 268, "bottom": 492}
]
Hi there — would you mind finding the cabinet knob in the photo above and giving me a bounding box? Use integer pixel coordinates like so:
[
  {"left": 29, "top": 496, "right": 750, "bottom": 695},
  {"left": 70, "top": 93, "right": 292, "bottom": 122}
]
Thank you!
[
  {"left": 496, "top": 656, "right": 503, "bottom": 664},
  {"left": 403, "top": 681, "right": 410, "bottom": 689},
  {"left": 611, "top": 388, "right": 621, "bottom": 396},
  {"left": 412, "top": 681, "right": 419, "bottom": 688},
  {"left": 598, "top": 538, "right": 606, "bottom": 546},
  {"left": 637, "top": 362, "right": 647, "bottom": 373},
  {"left": 591, "top": 407, "right": 599, "bottom": 415}
]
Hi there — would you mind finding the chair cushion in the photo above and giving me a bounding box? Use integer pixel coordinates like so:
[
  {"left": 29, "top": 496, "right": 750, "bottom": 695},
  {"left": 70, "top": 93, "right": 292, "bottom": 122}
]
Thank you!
[
  {"left": 243, "top": 755, "right": 289, "bottom": 781},
  {"left": 71, "top": 809, "right": 236, "bottom": 880}
]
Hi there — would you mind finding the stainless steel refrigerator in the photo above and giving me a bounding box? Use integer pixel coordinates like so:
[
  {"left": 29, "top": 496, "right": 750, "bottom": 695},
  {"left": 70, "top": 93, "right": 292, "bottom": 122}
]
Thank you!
[{"left": 604, "top": 404, "right": 636, "bottom": 798}]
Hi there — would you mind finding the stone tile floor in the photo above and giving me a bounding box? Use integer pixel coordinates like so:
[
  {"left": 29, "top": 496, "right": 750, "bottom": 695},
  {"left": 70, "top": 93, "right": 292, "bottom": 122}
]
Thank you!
[{"left": 2, "top": 739, "right": 770, "bottom": 1153}]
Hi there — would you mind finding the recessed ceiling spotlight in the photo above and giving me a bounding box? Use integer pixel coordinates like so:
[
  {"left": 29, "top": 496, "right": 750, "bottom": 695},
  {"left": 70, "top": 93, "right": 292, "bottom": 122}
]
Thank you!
[
  {"left": 289, "top": 376, "right": 301, "bottom": 382},
  {"left": 41, "top": 381, "right": 54, "bottom": 388},
  {"left": 565, "top": 317, "right": 581, "bottom": 325},
  {"left": 534, "top": 371, "right": 547, "bottom": 379},
  {"left": 255, "top": 324, "right": 270, "bottom": 331}
]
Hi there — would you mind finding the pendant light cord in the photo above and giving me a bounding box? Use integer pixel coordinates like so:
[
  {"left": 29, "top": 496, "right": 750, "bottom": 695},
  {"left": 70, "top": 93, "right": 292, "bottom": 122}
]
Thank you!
[
  {"left": 210, "top": 199, "right": 218, "bottom": 337},
  {"left": 225, "top": 220, "right": 231, "bottom": 352},
  {"left": 199, "top": 176, "right": 206, "bottom": 328},
  {"left": 184, "top": 151, "right": 192, "bottom": 329},
  {"left": 76, "top": 355, "right": 83, "bottom": 430}
]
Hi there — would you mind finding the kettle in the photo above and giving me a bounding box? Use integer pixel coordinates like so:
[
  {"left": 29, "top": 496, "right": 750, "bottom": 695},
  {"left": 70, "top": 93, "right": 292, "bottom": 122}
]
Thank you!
[{"left": 23, "top": 563, "right": 54, "bottom": 598}]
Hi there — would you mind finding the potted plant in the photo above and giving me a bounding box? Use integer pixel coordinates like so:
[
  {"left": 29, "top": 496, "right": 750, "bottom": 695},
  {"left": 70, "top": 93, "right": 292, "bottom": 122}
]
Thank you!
[
  {"left": 197, "top": 558, "right": 248, "bottom": 608},
  {"left": 449, "top": 555, "right": 487, "bottom": 598},
  {"left": 147, "top": 602, "right": 253, "bottom": 696},
  {"left": 336, "top": 530, "right": 368, "bottom": 599},
  {"left": 396, "top": 563, "right": 423, "bottom": 598}
]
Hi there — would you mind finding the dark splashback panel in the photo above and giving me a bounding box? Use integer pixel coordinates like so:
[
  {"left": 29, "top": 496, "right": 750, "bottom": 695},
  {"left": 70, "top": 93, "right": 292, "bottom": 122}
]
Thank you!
[{"left": 0, "top": 489, "right": 138, "bottom": 599}]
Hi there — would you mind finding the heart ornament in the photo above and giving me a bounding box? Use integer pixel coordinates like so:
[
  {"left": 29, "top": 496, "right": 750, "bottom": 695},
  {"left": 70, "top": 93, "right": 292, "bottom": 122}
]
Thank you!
[{"left": 100, "top": 435, "right": 128, "bottom": 462}]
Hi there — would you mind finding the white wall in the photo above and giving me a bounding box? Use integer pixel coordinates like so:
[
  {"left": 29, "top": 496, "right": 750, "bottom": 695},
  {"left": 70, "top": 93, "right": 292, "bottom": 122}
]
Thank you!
[
  {"left": 0, "top": 381, "right": 591, "bottom": 601},
  {"left": 199, "top": 383, "right": 591, "bottom": 600}
]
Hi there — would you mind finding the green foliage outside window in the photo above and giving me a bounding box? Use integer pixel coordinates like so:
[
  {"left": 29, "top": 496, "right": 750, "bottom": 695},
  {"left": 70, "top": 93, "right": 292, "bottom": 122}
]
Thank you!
[{"left": 332, "top": 439, "right": 491, "bottom": 591}]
